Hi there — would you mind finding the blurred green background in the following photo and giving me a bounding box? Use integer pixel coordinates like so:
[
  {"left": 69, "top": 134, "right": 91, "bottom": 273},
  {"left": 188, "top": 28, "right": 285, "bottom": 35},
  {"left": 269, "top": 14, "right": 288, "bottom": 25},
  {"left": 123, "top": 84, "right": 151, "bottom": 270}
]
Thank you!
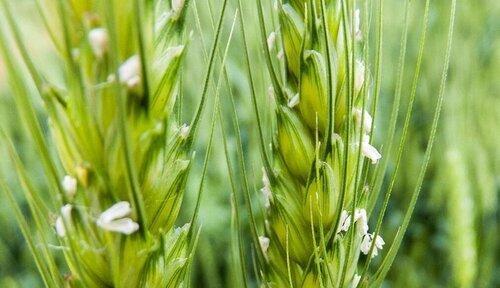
[{"left": 0, "top": 0, "right": 498, "bottom": 287}]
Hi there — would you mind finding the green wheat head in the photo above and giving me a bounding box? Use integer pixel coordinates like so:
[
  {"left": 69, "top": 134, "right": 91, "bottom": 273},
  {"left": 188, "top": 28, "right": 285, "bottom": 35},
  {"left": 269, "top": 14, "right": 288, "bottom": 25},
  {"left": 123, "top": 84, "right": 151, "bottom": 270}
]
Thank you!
[
  {"left": 254, "top": 1, "right": 381, "bottom": 286},
  {"left": 236, "top": 0, "right": 457, "bottom": 287},
  {"left": 0, "top": 0, "right": 214, "bottom": 286}
]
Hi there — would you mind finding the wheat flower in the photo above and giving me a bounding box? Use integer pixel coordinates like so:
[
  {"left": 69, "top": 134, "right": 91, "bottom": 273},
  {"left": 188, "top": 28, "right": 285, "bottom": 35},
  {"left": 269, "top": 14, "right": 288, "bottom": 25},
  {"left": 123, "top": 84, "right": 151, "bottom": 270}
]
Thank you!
[
  {"left": 117, "top": 55, "right": 142, "bottom": 89},
  {"left": 260, "top": 169, "right": 273, "bottom": 209},
  {"left": 259, "top": 236, "right": 271, "bottom": 255},
  {"left": 360, "top": 234, "right": 385, "bottom": 257},
  {"left": 355, "top": 208, "right": 369, "bottom": 235},
  {"left": 361, "top": 135, "right": 382, "bottom": 164},
  {"left": 88, "top": 28, "right": 109, "bottom": 58},
  {"left": 337, "top": 210, "right": 352, "bottom": 233},
  {"left": 61, "top": 175, "right": 77, "bottom": 198},
  {"left": 178, "top": 124, "right": 191, "bottom": 139},
  {"left": 96, "top": 201, "right": 139, "bottom": 235},
  {"left": 55, "top": 204, "right": 73, "bottom": 237},
  {"left": 353, "top": 108, "right": 373, "bottom": 133}
]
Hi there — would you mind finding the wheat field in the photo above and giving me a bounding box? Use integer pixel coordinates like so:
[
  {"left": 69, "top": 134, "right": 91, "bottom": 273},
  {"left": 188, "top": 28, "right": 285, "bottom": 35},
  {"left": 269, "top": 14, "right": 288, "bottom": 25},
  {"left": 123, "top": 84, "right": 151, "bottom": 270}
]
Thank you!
[{"left": 0, "top": 0, "right": 497, "bottom": 287}]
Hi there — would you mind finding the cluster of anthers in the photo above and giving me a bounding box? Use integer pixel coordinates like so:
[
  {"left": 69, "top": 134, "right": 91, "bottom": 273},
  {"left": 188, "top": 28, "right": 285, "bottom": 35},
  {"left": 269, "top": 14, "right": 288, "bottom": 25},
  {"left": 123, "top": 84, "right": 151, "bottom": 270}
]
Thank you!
[{"left": 56, "top": 174, "right": 140, "bottom": 237}]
